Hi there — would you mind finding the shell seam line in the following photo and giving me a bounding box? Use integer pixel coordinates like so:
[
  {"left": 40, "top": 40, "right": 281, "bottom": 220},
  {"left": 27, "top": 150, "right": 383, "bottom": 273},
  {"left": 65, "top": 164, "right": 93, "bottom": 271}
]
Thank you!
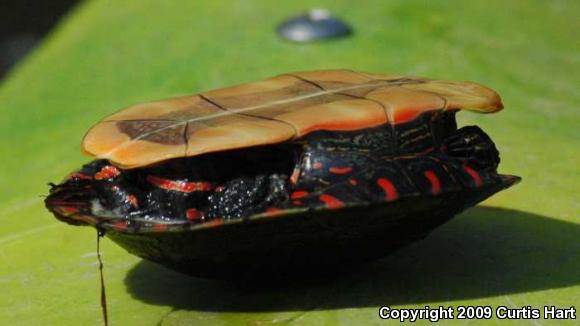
[
  {"left": 335, "top": 91, "right": 396, "bottom": 150},
  {"left": 183, "top": 121, "right": 190, "bottom": 156},
  {"left": 285, "top": 74, "right": 326, "bottom": 91},
  {"left": 104, "top": 118, "right": 178, "bottom": 122},
  {"left": 199, "top": 94, "right": 299, "bottom": 137},
  {"left": 103, "top": 80, "right": 428, "bottom": 157}
]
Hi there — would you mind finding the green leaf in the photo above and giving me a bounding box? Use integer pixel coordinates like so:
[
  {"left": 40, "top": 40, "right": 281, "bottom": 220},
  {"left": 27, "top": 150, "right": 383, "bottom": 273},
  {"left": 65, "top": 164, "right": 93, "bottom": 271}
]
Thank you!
[{"left": 1, "top": 1, "right": 578, "bottom": 325}]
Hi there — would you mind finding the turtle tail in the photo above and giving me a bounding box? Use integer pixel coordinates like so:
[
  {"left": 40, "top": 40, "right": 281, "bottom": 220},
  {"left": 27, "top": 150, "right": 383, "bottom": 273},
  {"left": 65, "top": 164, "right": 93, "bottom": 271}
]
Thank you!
[{"left": 442, "top": 125, "right": 500, "bottom": 171}]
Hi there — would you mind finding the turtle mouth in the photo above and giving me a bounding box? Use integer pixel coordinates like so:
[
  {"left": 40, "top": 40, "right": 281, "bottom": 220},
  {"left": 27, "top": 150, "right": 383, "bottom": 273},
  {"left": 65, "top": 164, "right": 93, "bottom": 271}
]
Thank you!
[
  {"left": 45, "top": 183, "right": 97, "bottom": 225},
  {"left": 46, "top": 180, "right": 140, "bottom": 227}
]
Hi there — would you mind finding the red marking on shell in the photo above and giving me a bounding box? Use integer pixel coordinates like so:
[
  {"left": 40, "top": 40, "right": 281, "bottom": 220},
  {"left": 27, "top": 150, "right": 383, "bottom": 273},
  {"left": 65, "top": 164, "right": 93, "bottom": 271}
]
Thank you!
[
  {"left": 424, "top": 170, "right": 441, "bottom": 194},
  {"left": 313, "top": 162, "right": 323, "bottom": 169},
  {"left": 329, "top": 167, "right": 352, "bottom": 174},
  {"left": 393, "top": 109, "right": 421, "bottom": 124},
  {"left": 113, "top": 221, "right": 128, "bottom": 231},
  {"left": 291, "top": 190, "right": 308, "bottom": 199},
  {"left": 94, "top": 165, "right": 120, "bottom": 180},
  {"left": 349, "top": 178, "right": 358, "bottom": 186},
  {"left": 146, "top": 175, "right": 214, "bottom": 192},
  {"left": 377, "top": 178, "right": 399, "bottom": 201},
  {"left": 463, "top": 164, "right": 483, "bottom": 187},
  {"left": 214, "top": 186, "right": 225, "bottom": 192},
  {"left": 292, "top": 200, "right": 303, "bottom": 206},
  {"left": 319, "top": 194, "right": 344, "bottom": 209},
  {"left": 126, "top": 195, "right": 139, "bottom": 208},
  {"left": 153, "top": 223, "right": 168, "bottom": 232},
  {"left": 300, "top": 118, "right": 385, "bottom": 135},
  {"left": 265, "top": 207, "right": 283, "bottom": 217},
  {"left": 290, "top": 169, "right": 300, "bottom": 184},
  {"left": 186, "top": 208, "right": 201, "bottom": 221}
]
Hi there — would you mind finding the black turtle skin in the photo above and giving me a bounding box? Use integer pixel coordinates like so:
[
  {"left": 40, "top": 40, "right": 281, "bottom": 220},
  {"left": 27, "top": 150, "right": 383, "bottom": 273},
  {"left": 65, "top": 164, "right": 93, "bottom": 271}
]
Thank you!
[{"left": 46, "top": 111, "right": 519, "bottom": 279}]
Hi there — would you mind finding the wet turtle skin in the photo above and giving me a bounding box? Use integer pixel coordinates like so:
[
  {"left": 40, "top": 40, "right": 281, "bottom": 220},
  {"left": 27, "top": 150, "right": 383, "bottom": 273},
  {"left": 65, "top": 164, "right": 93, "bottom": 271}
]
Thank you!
[{"left": 46, "top": 110, "right": 519, "bottom": 279}]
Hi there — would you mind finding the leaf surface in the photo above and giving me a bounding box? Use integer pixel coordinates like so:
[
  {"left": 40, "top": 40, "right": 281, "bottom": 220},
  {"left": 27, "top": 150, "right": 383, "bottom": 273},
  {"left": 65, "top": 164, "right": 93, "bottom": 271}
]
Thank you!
[{"left": 0, "top": 0, "right": 578, "bottom": 325}]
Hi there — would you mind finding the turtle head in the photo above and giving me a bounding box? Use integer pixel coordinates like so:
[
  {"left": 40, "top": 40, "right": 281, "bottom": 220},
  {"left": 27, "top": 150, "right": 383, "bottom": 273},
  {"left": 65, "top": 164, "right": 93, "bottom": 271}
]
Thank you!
[
  {"left": 45, "top": 181, "right": 100, "bottom": 226},
  {"left": 45, "top": 160, "right": 129, "bottom": 227}
]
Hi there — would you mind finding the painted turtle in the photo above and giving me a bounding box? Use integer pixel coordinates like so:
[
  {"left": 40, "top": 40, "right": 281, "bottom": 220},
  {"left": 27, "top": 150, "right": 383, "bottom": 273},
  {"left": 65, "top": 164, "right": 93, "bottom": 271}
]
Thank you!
[{"left": 46, "top": 69, "right": 520, "bottom": 279}]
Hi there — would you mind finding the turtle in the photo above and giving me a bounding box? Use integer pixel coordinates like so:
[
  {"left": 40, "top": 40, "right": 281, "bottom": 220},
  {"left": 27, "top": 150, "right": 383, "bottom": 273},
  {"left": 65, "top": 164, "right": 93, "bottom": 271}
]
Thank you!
[{"left": 45, "top": 69, "right": 520, "bottom": 280}]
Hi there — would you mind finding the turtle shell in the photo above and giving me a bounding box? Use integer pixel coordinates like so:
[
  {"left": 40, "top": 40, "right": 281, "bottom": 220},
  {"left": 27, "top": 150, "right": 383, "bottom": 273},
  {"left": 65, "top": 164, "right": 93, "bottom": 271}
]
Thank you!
[
  {"left": 46, "top": 69, "right": 519, "bottom": 280},
  {"left": 82, "top": 69, "right": 502, "bottom": 168}
]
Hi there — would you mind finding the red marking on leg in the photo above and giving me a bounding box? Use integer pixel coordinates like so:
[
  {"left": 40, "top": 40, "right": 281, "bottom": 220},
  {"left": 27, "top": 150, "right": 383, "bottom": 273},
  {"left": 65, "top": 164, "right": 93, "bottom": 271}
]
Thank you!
[
  {"left": 329, "top": 167, "right": 352, "bottom": 174},
  {"left": 349, "top": 178, "right": 358, "bottom": 186},
  {"left": 147, "top": 175, "right": 214, "bottom": 192},
  {"left": 319, "top": 194, "right": 344, "bottom": 209},
  {"left": 290, "top": 168, "right": 300, "bottom": 184},
  {"left": 424, "top": 170, "right": 441, "bottom": 194},
  {"left": 313, "top": 162, "right": 323, "bottom": 169},
  {"left": 153, "top": 223, "right": 168, "bottom": 232},
  {"left": 463, "top": 164, "right": 483, "bottom": 187},
  {"left": 186, "top": 208, "right": 201, "bottom": 221},
  {"left": 291, "top": 190, "right": 308, "bottom": 199},
  {"left": 265, "top": 207, "right": 283, "bottom": 217},
  {"left": 126, "top": 195, "right": 138, "bottom": 208},
  {"left": 377, "top": 178, "right": 399, "bottom": 201},
  {"left": 214, "top": 186, "right": 225, "bottom": 192}
]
